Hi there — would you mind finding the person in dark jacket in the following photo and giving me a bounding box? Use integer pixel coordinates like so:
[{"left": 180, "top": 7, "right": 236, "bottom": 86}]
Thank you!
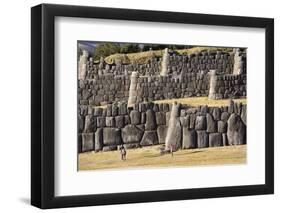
[{"left": 120, "top": 145, "right": 127, "bottom": 161}]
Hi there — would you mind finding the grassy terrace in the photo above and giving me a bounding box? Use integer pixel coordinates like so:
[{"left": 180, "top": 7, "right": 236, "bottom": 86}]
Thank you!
[
  {"left": 153, "top": 97, "right": 247, "bottom": 107},
  {"left": 94, "top": 97, "right": 247, "bottom": 108},
  {"left": 104, "top": 46, "right": 234, "bottom": 64},
  {"left": 79, "top": 145, "right": 246, "bottom": 171}
]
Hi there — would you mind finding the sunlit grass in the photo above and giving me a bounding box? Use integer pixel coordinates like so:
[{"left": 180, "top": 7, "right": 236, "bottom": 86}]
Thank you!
[
  {"left": 104, "top": 47, "right": 234, "bottom": 64},
  {"left": 153, "top": 97, "right": 247, "bottom": 107},
  {"left": 78, "top": 144, "right": 246, "bottom": 171}
]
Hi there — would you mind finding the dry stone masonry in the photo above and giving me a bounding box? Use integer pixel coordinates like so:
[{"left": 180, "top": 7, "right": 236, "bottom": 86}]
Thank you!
[
  {"left": 78, "top": 47, "right": 247, "bottom": 153},
  {"left": 78, "top": 101, "right": 247, "bottom": 153},
  {"left": 78, "top": 48, "right": 246, "bottom": 106}
]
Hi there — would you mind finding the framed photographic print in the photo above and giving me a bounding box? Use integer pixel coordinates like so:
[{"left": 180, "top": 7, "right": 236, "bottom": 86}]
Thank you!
[{"left": 31, "top": 3, "right": 274, "bottom": 209}]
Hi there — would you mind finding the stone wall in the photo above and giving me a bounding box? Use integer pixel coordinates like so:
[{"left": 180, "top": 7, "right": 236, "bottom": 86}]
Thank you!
[
  {"left": 78, "top": 48, "right": 246, "bottom": 106},
  {"left": 79, "top": 50, "right": 238, "bottom": 80},
  {"left": 78, "top": 72, "right": 247, "bottom": 106},
  {"left": 78, "top": 74, "right": 131, "bottom": 106},
  {"left": 78, "top": 101, "right": 247, "bottom": 153}
]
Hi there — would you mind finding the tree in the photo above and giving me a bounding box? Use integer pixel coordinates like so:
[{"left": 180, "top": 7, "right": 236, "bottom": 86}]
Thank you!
[
  {"left": 120, "top": 44, "right": 140, "bottom": 53},
  {"left": 93, "top": 43, "right": 121, "bottom": 60}
]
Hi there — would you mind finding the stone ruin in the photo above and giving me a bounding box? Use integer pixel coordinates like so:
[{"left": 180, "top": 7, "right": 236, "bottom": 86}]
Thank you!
[{"left": 78, "top": 47, "right": 247, "bottom": 153}]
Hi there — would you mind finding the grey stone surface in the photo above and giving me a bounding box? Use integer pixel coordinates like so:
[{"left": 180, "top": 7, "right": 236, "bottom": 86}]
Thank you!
[
  {"left": 78, "top": 115, "right": 84, "bottom": 132},
  {"left": 103, "top": 145, "right": 117, "bottom": 151},
  {"left": 165, "top": 103, "right": 182, "bottom": 150},
  {"left": 121, "top": 124, "right": 143, "bottom": 144},
  {"left": 140, "top": 131, "right": 159, "bottom": 146},
  {"left": 206, "top": 113, "right": 217, "bottom": 133},
  {"left": 195, "top": 115, "right": 207, "bottom": 130},
  {"left": 241, "top": 104, "right": 247, "bottom": 125},
  {"left": 115, "top": 115, "right": 125, "bottom": 128},
  {"left": 95, "top": 128, "right": 103, "bottom": 151},
  {"left": 221, "top": 112, "right": 230, "bottom": 122},
  {"left": 227, "top": 113, "right": 246, "bottom": 145},
  {"left": 103, "top": 128, "right": 122, "bottom": 145},
  {"left": 96, "top": 116, "right": 106, "bottom": 128},
  {"left": 189, "top": 114, "right": 196, "bottom": 129},
  {"left": 218, "top": 120, "right": 227, "bottom": 133},
  {"left": 197, "top": 130, "right": 208, "bottom": 148},
  {"left": 209, "top": 133, "right": 222, "bottom": 147},
  {"left": 145, "top": 109, "right": 157, "bottom": 131},
  {"left": 82, "top": 133, "right": 94, "bottom": 152},
  {"left": 105, "top": 117, "right": 115, "bottom": 127},
  {"left": 222, "top": 133, "right": 228, "bottom": 146},
  {"left": 123, "top": 143, "right": 141, "bottom": 149},
  {"left": 94, "top": 108, "right": 103, "bottom": 116},
  {"left": 84, "top": 115, "right": 96, "bottom": 133},
  {"left": 182, "top": 128, "right": 197, "bottom": 149},
  {"left": 157, "top": 125, "right": 167, "bottom": 144},
  {"left": 180, "top": 115, "right": 190, "bottom": 127},
  {"left": 156, "top": 112, "right": 166, "bottom": 125},
  {"left": 212, "top": 107, "right": 221, "bottom": 121},
  {"left": 130, "top": 110, "right": 141, "bottom": 125},
  {"left": 78, "top": 134, "right": 82, "bottom": 153}
]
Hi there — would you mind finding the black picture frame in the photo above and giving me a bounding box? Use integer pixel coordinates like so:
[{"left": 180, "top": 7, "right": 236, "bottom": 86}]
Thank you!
[{"left": 31, "top": 3, "right": 274, "bottom": 209}]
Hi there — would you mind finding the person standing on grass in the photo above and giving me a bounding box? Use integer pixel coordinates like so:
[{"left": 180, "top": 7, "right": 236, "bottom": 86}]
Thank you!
[{"left": 120, "top": 145, "right": 127, "bottom": 161}]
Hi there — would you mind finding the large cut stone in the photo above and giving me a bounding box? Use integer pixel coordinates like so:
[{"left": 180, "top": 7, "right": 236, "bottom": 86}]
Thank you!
[
  {"left": 121, "top": 124, "right": 143, "bottom": 144},
  {"left": 197, "top": 130, "right": 208, "bottom": 148},
  {"left": 106, "top": 117, "right": 115, "bottom": 127},
  {"left": 182, "top": 128, "right": 197, "bottom": 149},
  {"left": 221, "top": 112, "right": 230, "bottom": 122},
  {"left": 130, "top": 110, "right": 141, "bottom": 125},
  {"left": 206, "top": 113, "right": 217, "bottom": 133},
  {"left": 209, "top": 133, "right": 222, "bottom": 147},
  {"left": 115, "top": 115, "right": 124, "bottom": 128},
  {"left": 189, "top": 114, "right": 196, "bottom": 129},
  {"left": 94, "top": 108, "right": 103, "bottom": 116},
  {"left": 145, "top": 109, "right": 157, "bottom": 130},
  {"left": 84, "top": 115, "right": 96, "bottom": 133},
  {"left": 78, "top": 115, "right": 84, "bottom": 132},
  {"left": 95, "top": 128, "right": 103, "bottom": 151},
  {"left": 78, "top": 134, "right": 82, "bottom": 153},
  {"left": 227, "top": 113, "right": 246, "bottom": 145},
  {"left": 118, "top": 102, "right": 127, "bottom": 115},
  {"left": 157, "top": 125, "right": 167, "bottom": 144},
  {"left": 156, "top": 112, "right": 166, "bottom": 125},
  {"left": 103, "top": 128, "right": 122, "bottom": 145},
  {"left": 241, "top": 105, "right": 247, "bottom": 125},
  {"left": 81, "top": 133, "right": 94, "bottom": 152},
  {"left": 165, "top": 103, "right": 182, "bottom": 150},
  {"left": 96, "top": 116, "right": 106, "bottom": 128},
  {"left": 180, "top": 115, "right": 190, "bottom": 127},
  {"left": 212, "top": 107, "right": 221, "bottom": 121},
  {"left": 195, "top": 115, "right": 206, "bottom": 130},
  {"left": 218, "top": 121, "right": 227, "bottom": 133},
  {"left": 222, "top": 133, "right": 228, "bottom": 146},
  {"left": 140, "top": 131, "right": 159, "bottom": 146}
]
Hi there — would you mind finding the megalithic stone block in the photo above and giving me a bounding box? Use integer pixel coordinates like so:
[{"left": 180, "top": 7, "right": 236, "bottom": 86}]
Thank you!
[
  {"left": 165, "top": 103, "right": 182, "bottom": 151},
  {"left": 209, "top": 133, "right": 223, "bottom": 147},
  {"left": 81, "top": 133, "right": 94, "bottom": 152},
  {"left": 197, "top": 130, "right": 208, "bottom": 148},
  {"left": 227, "top": 113, "right": 246, "bottom": 145},
  {"left": 182, "top": 128, "right": 197, "bottom": 149},
  {"left": 95, "top": 128, "right": 103, "bottom": 152},
  {"left": 140, "top": 130, "right": 159, "bottom": 146}
]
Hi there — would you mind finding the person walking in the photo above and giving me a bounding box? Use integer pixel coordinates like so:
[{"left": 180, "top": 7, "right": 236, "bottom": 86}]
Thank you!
[{"left": 120, "top": 145, "right": 127, "bottom": 161}]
